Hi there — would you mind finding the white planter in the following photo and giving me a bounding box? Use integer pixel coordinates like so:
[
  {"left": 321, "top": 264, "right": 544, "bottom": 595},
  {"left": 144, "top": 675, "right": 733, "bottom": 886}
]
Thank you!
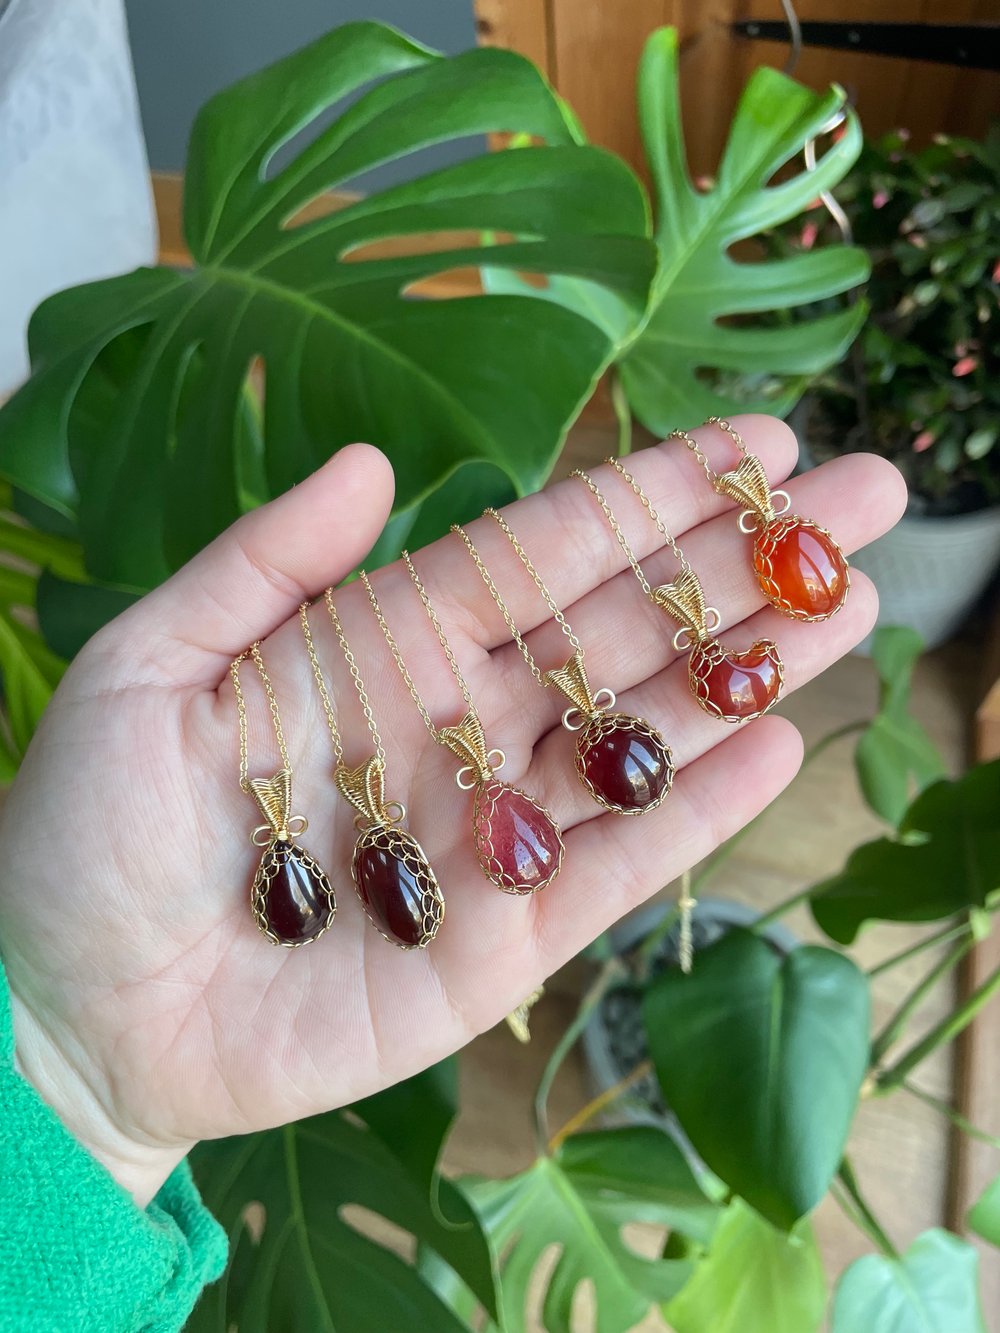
[
  {"left": 0, "top": 0, "right": 156, "bottom": 394},
  {"left": 851, "top": 506, "right": 1000, "bottom": 653}
]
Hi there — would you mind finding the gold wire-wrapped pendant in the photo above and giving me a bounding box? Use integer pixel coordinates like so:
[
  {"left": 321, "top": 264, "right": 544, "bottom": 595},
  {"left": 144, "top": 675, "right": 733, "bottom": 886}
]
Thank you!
[
  {"left": 439, "top": 711, "right": 563, "bottom": 895},
  {"left": 335, "top": 756, "right": 444, "bottom": 948},
  {"left": 248, "top": 770, "right": 337, "bottom": 947},
  {"left": 545, "top": 651, "right": 674, "bottom": 814}
]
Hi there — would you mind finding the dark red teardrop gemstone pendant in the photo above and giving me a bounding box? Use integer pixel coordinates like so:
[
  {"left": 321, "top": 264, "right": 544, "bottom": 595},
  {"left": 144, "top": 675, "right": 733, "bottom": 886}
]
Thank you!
[
  {"left": 688, "top": 637, "right": 783, "bottom": 723},
  {"left": 251, "top": 839, "right": 337, "bottom": 947},
  {"left": 473, "top": 779, "right": 564, "bottom": 894},
  {"left": 576, "top": 713, "right": 674, "bottom": 814},
  {"left": 352, "top": 825, "right": 444, "bottom": 949},
  {"left": 754, "top": 516, "right": 849, "bottom": 621}
]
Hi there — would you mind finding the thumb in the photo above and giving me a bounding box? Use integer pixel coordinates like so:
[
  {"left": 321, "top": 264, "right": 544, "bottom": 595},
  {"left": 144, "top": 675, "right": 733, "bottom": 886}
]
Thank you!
[{"left": 109, "top": 443, "right": 395, "bottom": 685}]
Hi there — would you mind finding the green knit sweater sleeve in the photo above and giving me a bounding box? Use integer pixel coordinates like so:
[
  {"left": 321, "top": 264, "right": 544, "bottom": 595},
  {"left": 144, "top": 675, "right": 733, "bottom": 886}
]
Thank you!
[{"left": 0, "top": 954, "right": 228, "bottom": 1332}]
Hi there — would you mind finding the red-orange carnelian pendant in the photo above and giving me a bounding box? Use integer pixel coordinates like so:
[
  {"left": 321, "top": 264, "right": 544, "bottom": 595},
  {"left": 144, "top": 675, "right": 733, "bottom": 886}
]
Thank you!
[
  {"left": 716, "top": 454, "right": 849, "bottom": 621},
  {"left": 653, "top": 570, "right": 784, "bottom": 723},
  {"left": 439, "top": 711, "right": 563, "bottom": 894},
  {"left": 335, "top": 756, "right": 444, "bottom": 948},
  {"left": 544, "top": 652, "right": 674, "bottom": 813}
]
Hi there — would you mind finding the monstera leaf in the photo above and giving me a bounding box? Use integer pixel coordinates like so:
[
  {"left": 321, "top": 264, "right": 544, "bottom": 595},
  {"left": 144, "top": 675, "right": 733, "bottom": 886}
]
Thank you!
[
  {"left": 0, "top": 21, "right": 655, "bottom": 590},
  {"left": 831, "top": 1230, "right": 986, "bottom": 1333},
  {"left": 643, "top": 930, "right": 870, "bottom": 1230},
  {"left": 619, "top": 27, "right": 868, "bottom": 428},
  {"left": 461, "top": 1126, "right": 722, "bottom": 1333},
  {"left": 187, "top": 1061, "right": 499, "bottom": 1333}
]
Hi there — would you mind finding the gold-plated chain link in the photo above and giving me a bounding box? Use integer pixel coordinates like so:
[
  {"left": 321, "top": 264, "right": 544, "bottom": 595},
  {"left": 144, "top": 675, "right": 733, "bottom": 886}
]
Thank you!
[
  {"left": 452, "top": 519, "right": 583, "bottom": 687},
  {"left": 401, "top": 550, "right": 476, "bottom": 715},
  {"left": 325, "top": 589, "right": 385, "bottom": 764},
  {"left": 299, "top": 602, "right": 344, "bottom": 767},
  {"left": 669, "top": 416, "right": 747, "bottom": 486},
  {"left": 231, "top": 642, "right": 291, "bottom": 792},
  {"left": 605, "top": 458, "right": 690, "bottom": 575},
  {"left": 573, "top": 469, "right": 663, "bottom": 601}
]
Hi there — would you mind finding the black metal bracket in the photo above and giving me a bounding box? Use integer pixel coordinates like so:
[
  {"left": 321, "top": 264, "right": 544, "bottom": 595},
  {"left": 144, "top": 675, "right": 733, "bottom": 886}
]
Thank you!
[{"left": 732, "top": 21, "right": 1000, "bottom": 72}]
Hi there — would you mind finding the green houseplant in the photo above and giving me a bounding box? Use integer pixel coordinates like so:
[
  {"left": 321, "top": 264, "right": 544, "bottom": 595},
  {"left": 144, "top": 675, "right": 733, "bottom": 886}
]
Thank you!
[
  {"left": 6, "top": 18, "right": 987, "bottom": 1333},
  {"left": 788, "top": 129, "right": 1000, "bottom": 647}
]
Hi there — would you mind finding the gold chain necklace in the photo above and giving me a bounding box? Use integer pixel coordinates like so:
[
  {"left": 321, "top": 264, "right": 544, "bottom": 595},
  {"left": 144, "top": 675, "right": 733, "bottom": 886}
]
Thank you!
[
  {"left": 453, "top": 511, "right": 674, "bottom": 815},
  {"left": 574, "top": 462, "right": 784, "bottom": 724},
  {"left": 360, "top": 558, "right": 564, "bottom": 896},
  {"left": 300, "top": 593, "right": 444, "bottom": 950},
  {"left": 231, "top": 644, "right": 336, "bottom": 947}
]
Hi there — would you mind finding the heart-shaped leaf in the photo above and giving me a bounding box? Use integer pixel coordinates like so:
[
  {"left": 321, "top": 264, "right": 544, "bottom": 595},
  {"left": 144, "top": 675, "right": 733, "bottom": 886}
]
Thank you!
[
  {"left": 831, "top": 1230, "right": 986, "bottom": 1332},
  {"left": 187, "top": 1062, "right": 498, "bottom": 1333},
  {"left": 854, "top": 627, "right": 945, "bottom": 826},
  {"left": 811, "top": 761, "right": 1000, "bottom": 944},
  {"left": 619, "top": 27, "right": 868, "bottom": 427},
  {"left": 461, "top": 1126, "right": 722, "bottom": 1333},
  {"left": 643, "top": 929, "right": 870, "bottom": 1229},
  {"left": 665, "top": 1199, "right": 826, "bottom": 1333},
  {"left": 0, "top": 21, "right": 655, "bottom": 589}
]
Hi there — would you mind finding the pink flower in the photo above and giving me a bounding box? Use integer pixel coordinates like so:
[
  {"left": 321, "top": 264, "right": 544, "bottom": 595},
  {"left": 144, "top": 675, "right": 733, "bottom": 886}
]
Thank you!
[
  {"left": 873, "top": 189, "right": 890, "bottom": 209},
  {"left": 913, "top": 430, "right": 936, "bottom": 453},
  {"left": 953, "top": 356, "right": 978, "bottom": 377},
  {"left": 800, "top": 221, "right": 818, "bottom": 250}
]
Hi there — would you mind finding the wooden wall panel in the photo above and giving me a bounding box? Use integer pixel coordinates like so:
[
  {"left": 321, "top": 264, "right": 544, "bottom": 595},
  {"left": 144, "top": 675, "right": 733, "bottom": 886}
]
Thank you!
[{"left": 477, "top": 0, "right": 1000, "bottom": 180}]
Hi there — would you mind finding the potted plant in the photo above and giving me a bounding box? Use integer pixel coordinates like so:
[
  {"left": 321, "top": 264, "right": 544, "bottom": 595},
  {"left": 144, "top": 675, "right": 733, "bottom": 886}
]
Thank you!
[{"left": 790, "top": 129, "right": 1000, "bottom": 648}]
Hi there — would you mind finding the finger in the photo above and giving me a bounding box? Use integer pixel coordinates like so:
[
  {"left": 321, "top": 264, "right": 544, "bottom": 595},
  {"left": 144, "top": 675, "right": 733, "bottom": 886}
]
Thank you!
[
  {"left": 104, "top": 444, "right": 395, "bottom": 686},
  {"left": 481, "top": 452, "right": 904, "bottom": 751},
  {"left": 522, "top": 567, "right": 878, "bottom": 830},
  {"left": 399, "top": 414, "right": 801, "bottom": 651},
  {"left": 524, "top": 714, "right": 805, "bottom": 978}
]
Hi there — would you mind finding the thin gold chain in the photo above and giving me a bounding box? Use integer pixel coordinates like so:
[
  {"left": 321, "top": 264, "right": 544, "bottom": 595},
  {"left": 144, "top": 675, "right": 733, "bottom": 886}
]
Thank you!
[
  {"left": 452, "top": 520, "right": 581, "bottom": 687},
  {"left": 605, "top": 458, "right": 690, "bottom": 574},
  {"left": 574, "top": 468, "right": 686, "bottom": 602},
  {"left": 300, "top": 593, "right": 387, "bottom": 765},
  {"left": 670, "top": 416, "right": 747, "bottom": 486},
  {"left": 401, "top": 550, "right": 476, "bottom": 714},
  {"left": 230, "top": 642, "right": 291, "bottom": 792},
  {"left": 486, "top": 509, "right": 582, "bottom": 652}
]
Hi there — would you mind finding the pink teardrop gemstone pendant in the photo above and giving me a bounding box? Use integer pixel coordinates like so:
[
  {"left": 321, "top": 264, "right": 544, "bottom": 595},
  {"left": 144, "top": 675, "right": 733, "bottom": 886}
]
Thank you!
[
  {"left": 688, "top": 637, "right": 783, "bottom": 723},
  {"left": 577, "top": 713, "right": 674, "bottom": 814},
  {"left": 251, "top": 840, "right": 337, "bottom": 947},
  {"left": 754, "top": 517, "right": 849, "bottom": 621},
  {"left": 352, "top": 825, "right": 444, "bottom": 949},
  {"left": 473, "top": 779, "right": 564, "bottom": 894}
]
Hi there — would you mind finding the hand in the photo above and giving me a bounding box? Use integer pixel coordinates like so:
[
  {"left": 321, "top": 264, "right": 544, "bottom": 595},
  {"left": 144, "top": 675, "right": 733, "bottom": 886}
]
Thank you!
[{"left": 0, "top": 417, "right": 905, "bottom": 1205}]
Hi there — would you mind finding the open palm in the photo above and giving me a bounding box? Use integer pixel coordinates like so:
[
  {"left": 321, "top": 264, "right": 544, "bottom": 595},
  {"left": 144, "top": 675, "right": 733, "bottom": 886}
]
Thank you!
[{"left": 0, "top": 416, "right": 905, "bottom": 1204}]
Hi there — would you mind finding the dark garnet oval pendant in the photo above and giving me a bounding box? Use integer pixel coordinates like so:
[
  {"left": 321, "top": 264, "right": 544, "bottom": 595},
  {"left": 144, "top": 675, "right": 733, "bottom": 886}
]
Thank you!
[
  {"left": 576, "top": 713, "right": 674, "bottom": 814},
  {"left": 473, "top": 779, "right": 563, "bottom": 895},
  {"left": 251, "top": 840, "right": 336, "bottom": 947},
  {"left": 688, "top": 637, "right": 783, "bottom": 723},
  {"left": 754, "top": 516, "right": 849, "bottom": 621},
  {"left": 353, "top": 825, "right": 444, "bottom": 949}
]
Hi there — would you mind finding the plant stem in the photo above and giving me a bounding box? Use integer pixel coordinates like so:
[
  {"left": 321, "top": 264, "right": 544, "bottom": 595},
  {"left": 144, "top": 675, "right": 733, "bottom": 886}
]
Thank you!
[
  {"left": 609, "top": 371, "right": 632, "bottom": 457},
  {"left": 870, "top": 934, "right": 975, "bottom": 1065},
  {"left": 867, "top": 920, "right": 975, "bottom": 978},
  {"left": 802, "top": 719, "right": 869, "bottom": 766},
  {"left": 877, "top": 960, "right": 1000, "bottom": 1094},
  {"left": 901, "top": 1080, "right": 1000, "bottom": 1151},
  {"left": 533, "top": 958, "right": 626, "bottom": 1157},
  {"left": 548, "top": 1059, "right": 652, "bottom": 1153},
  {"left": 835, "top": 1159, "right": 898, "bottom": 1257},
  {"left": 751, "top": 884, "right": 816, "bottom": 931}
]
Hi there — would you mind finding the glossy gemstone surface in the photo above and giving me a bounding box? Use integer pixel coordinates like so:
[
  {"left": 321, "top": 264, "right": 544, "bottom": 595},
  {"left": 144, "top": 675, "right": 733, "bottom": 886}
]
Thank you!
[
  {"left": 690, "top": 639, "right": 782, "bottom": 721},
  {"left": 353, "top": 826, "right": 443, "bottom": 949},
  {"left": 755, "top": 517, "right": 848, "bottom": 620},
  {"left": 253, "top": 840, "right": 335, "bottom": 946},
  {"left": 473, "top": 780, "right": 563, "bottom": 894},
  {"left": 578, "top": 714, "right": 673, "bottom": 812}
]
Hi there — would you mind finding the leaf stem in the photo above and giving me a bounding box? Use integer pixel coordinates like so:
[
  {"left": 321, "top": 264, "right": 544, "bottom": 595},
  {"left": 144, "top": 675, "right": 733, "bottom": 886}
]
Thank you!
[
  {"left": 609, "top": 371, "right": 632, "bottom": 456},
  {"left": 877, "top": 959, "right": 1000, "bottom": 1094},
  {"left": 548, "top": 1059, "right": 653, "bottom": 1153},
  {"left": 533, "top": 958, "right": 626, "bottom": 1157},
  {"left": 900, "top": 1080, "right": 1000, "bottom": 1151},
  {"left": 867, "top": 920, "right": 975, "bottom": 978},
  {"left": 870, "top": 934, "right": 975, "bottom": 1065},
  {"left": 835, "top": 1159, "right": 898, "bottom": 1257}
]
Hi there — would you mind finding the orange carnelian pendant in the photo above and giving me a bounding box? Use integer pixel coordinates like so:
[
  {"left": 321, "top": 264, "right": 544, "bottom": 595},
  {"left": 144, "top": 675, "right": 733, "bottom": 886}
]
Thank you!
[
  {"left": 716, "top": 453, "right": 849, "bottom": 622},
  {"left": 653, "top": 569, "right": 783, "bottom": 723}
]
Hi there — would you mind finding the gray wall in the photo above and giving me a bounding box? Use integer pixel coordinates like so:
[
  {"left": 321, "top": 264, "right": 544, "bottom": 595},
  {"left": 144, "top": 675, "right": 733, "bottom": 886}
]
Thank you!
[{"left": 124, "top": 1, "right": 479, "bottom": 176}]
